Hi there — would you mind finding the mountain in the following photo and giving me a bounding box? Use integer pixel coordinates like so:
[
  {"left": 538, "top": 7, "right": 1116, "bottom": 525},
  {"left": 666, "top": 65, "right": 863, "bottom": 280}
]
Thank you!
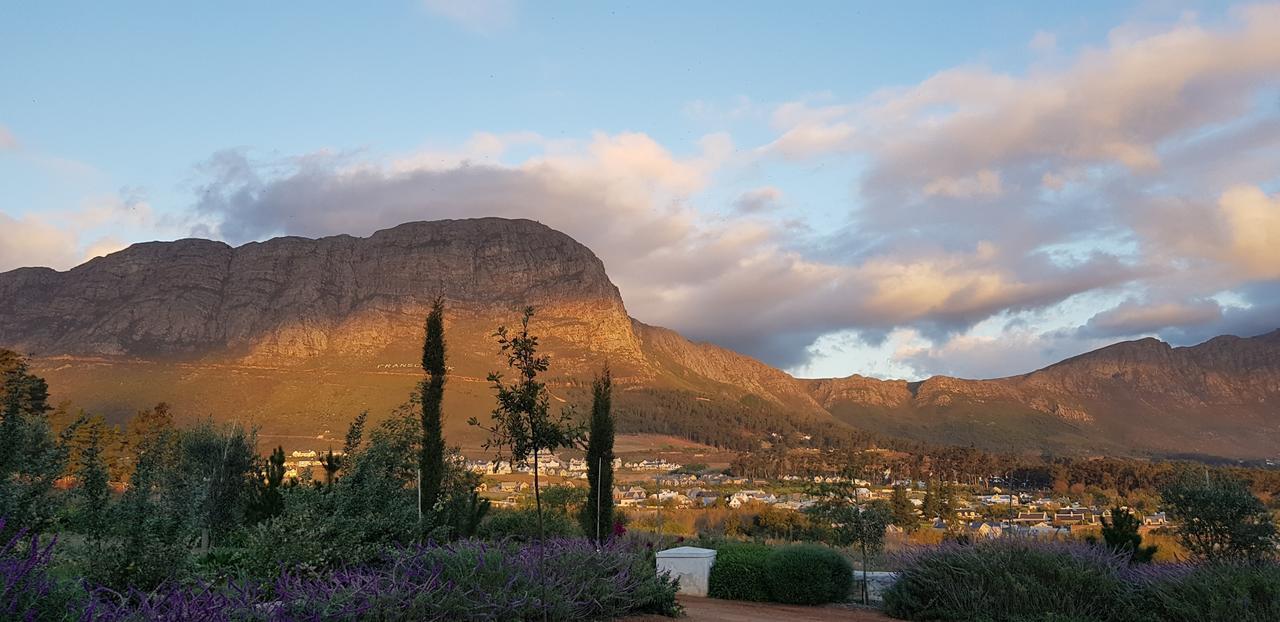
[
  {"left": 805, "top": 332, "right": 1280, "bottom": 459},
  {"left": 2, "top": 218, "right": 1277, "bottom": 458}
]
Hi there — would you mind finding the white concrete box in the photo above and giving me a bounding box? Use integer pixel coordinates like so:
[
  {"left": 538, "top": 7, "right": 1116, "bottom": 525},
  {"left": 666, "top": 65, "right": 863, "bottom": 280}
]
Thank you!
[{"left": 656, "top": 546, "right": 717, "bottom": 597}]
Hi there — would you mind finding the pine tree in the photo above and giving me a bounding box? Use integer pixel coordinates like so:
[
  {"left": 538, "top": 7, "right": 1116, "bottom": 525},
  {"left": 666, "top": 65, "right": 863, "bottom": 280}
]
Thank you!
[
  {"left": 419, "top": 298, "right": 447, "bottom": 528},
  {"left": 921, "top": 479, "right": 941, "bottom": 519},
  {"left": 1101, "top": 506, "right": 1156, "bottom": 563},
  {"left": 889, "top": 483, "right": 918, "bottom": 532},
  {"left": 250, "top": 446, "right": 286, "bottom": 522},
  {"left": 579, "top": 366, "right": 615, "bottom": 542}
]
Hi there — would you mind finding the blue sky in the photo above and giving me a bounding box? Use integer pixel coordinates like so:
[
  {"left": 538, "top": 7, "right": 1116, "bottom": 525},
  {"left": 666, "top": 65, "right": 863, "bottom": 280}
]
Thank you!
[{"left": 3, "top": 1, "right": 1279, "bottom": 380}]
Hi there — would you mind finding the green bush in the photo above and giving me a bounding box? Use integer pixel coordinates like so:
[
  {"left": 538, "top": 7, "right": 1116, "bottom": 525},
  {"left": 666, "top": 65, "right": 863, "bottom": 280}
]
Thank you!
[
  {"left": 476, "top": 508, "right": 582, "bottom": 542},
  {"left": 707, "top": 542, "right": 771, "bottom": 601},
  {"left": 763, "top": 543, "right": 852, "bottom": 605},
  {"left": 883, "top": 539, "right": 1132, "bottom": 621},
  {"left": 1130, "top": 562, "right": 1280, "bottom": 622}
]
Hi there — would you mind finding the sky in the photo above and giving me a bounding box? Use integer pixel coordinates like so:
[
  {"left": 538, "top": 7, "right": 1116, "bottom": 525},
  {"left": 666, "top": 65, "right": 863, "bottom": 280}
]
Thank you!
[{"left": 2, "top": 1, "right": 1279, "bottom": 381}]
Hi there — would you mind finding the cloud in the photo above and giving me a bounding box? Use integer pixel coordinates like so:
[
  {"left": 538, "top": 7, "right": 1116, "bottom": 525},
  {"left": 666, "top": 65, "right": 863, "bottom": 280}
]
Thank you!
[
  {"left": 1216, "top": 185, "right": 1280, "bottom": 279},
  {"left": 923, "top": 169, "right": 1003, "bottom": 198},
  {"left": 761, "top": 122, "right": 856, "bottom": 160},
  {"left": 0, "top": 212, "right": 79, "bottom": 271},
  {"left": 421, "top": 0, "right": 516, "bottom": 32},
  {"left": 1080, "top": 299, "right": 1222, "bottom": 338},
  {"left": 893, "top": 326, "right": 1118, "bottom": 379},
  {"left": 189, "top": 127, "right": 1136, "bottom": 369},
  {"left": 0, "top": 189, "right": 159, "bottom": 272},
  {"left": 733, "top": 186, "right": 783, "bottom": 213},
  {"left": 1029, "top": 30, "right": 1057, "bottom": 53},
  {"left": 0, "top": 125, "right": 18, "bottom": 151}
]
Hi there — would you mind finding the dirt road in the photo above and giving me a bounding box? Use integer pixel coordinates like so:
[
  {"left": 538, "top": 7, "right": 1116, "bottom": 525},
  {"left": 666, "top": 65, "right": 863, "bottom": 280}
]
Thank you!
[{"left": 622, "top": 596, "right": 895, "bottom": 622}]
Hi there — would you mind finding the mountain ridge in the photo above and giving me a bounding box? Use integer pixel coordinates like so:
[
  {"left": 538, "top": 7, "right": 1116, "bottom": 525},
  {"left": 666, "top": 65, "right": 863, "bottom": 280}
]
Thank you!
[{"left": 2, "top": 218, "right": 1278, "bottom": 458}]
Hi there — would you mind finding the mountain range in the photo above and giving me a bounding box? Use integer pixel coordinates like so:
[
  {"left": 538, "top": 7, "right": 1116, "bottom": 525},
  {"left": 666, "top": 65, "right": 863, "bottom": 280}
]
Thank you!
[{"left": 2, "top": 218, "right": 1277, "bottom": 459}]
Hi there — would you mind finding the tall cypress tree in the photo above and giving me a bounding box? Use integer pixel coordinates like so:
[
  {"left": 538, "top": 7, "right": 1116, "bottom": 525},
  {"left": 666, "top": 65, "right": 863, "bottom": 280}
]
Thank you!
[
  {"left": 580, "top": 366, "right": 615, "bottom": 542},
  {"left": 419, "top": 297, "right": 447, "bottom": 525}
]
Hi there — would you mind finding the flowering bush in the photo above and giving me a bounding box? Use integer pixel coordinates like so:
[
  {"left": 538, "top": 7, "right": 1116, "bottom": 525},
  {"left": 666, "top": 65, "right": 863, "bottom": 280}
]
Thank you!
[
  {"left": 0, "top": 519, "right": 75, "bottom": 621},
  {"left": 884, "top": 537, "right": 1280, "bottom": 622},
  {"left": 79, "top": 538, "right": 677, "bottom": 621},
  {"left": 1126, "top": 561, "right": 1280, "bottom": 622},
  {"left": 883, "top": 538, "right": 1134, "bottom": 621}
]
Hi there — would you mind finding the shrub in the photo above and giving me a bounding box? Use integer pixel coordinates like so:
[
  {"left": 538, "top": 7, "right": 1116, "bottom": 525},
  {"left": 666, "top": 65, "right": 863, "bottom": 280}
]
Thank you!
[
  {"left": 707, "top": 542, "right": 771, "bottom": 602},
  {"left": 82, "top": 538, "right": 678, "bottom": 621},
  {"left": 0, "top": 519, "right": 79, "bottom": 621},
  {"left": 1128, "top": 561, "right": 1280, "bottom": 622},
  {"left": 883, "top": 539, "right": 1132, "bottom": 621},
  {"left": 477, "top": 507, "right": 581, "bottom": 542},
  {"left": 763, "top": 543, "right": 852, "bottom": 605}
]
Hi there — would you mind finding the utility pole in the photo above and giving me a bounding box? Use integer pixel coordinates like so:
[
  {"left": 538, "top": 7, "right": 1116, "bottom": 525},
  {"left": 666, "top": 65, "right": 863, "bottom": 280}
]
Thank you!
[{"left": 596, "top": 456, "right": 603, "bottom": 543}]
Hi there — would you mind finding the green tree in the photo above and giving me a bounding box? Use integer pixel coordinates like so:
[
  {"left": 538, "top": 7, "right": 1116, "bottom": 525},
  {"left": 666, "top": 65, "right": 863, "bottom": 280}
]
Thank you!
[
  {"left": 889, "top": 484, "right": 918, "bottom": 532},
  {"left": 471, "top": 307, "right": 582, "bottom": 621},
  {"left": 249, "top": 446, "right": 286, "bottom": 522},
  {"left": 806, "top": 489, "right": 890, "bottom": 604},
  {"left": 103, "top": 423, "right": 187, "bottom": 589},
  {"left": 179, "top": 420, "right": 258, "bottom": 548},
  {"left": 1100, "top": 506, "right": 1156, "bottom": 563},
  {"left": 0, "top": 352, "right": 78, "bottom": 538},
  {"left": 938, "top": 481, "right": 960, "bottom": 532},
  {"left": 419, "top": 298, "right": 447, "bottom": 529},
  {"left": 920, "top": 480, "right": 941, "bottom": 520},
  {"left": 470, "top": 307, "right": 582, "bottom": 539},
  {"left": 579, "top": 366, "right": 616, "bottom": 542},
  {"left": 321, "top": 448, "right": 341, "bottom": 487},
  {"left": 436, "top": 455, "right": 490, "bottom": 539},
  {"left": 1162, "top": 471, "right": 1278, "bottom": 561},
  {"left": 543, "top": 484, "right": 588, "bottom": 516},
  {"left": 122, "top": 402, "right": 173, "bottom": 481},
  {"left": 75, "top": 418, "right": 112, "bottom": 543}
]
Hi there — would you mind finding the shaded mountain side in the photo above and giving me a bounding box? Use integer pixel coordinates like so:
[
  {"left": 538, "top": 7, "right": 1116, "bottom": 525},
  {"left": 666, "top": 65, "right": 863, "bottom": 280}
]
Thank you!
[
  {"left": 800, "top": 329, "right": 1280, "bottom": 458},
  {"left": 3, "top": 217, "right": 1279, "bottom": 458}
]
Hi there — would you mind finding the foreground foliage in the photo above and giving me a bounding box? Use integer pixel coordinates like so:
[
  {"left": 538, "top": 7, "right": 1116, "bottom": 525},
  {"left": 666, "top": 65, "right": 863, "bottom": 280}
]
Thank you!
[
  {"left": 704, "top": 540, "right": 852, "bottom": 605},
  {"left": 763, "top": 543, "right": 853, "bottom": 605},
  {"left": 706, "top": 542, "right": 772, "bottom": 602},
  {"left": 884, "top": 538, "right": 1280, "bottom": 622},
  {"left": 4, "top": 531, "right": 678, "bottom": 621}
]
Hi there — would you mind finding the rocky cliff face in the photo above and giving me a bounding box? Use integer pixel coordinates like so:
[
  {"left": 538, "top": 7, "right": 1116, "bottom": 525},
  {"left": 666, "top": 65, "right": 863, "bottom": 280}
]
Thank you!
[
  {"left": 2, "top": 218, "right": 1278, "bottom": 458},
  {"left": 0, "top": 219, "right": 643, "bottom": 364}
]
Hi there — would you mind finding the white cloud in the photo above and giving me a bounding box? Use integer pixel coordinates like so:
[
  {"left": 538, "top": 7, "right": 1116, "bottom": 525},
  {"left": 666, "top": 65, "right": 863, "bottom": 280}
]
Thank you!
[
  {"left": 0, "top": 190, "right": 159, "bottom": 272},
  {"left": 0, "top": 212, "right": 79, "bottom": 271},
  {"left": 1216, "top": 185, "right": 1280, "bottom": 279}
]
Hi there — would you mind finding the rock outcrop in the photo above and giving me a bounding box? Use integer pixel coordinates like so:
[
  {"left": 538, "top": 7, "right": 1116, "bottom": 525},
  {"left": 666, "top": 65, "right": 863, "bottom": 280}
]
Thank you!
[{"left": 0, "top": 219, "right": 643, "bottom": 364}]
